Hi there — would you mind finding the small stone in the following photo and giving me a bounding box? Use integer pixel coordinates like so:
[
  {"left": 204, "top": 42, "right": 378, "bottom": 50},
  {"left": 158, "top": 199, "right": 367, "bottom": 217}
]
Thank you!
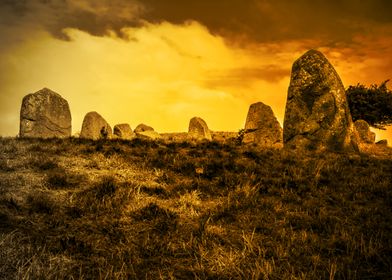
[
  {"left": 134, "top": 124, "right": 154, "bottom": 133},
  {"left": 113, "top": 124, "right": 135, "bottom": 140},
  {"left": 188, "top": 117, "right": 212, "bottom": 140},
  {"left": 354, "top": 120, "right": 376, "bottom": 144},
  {"left": 80, "top": 111, "right": 112, "bottom": 140},
  {"left": 243, "top": 102, "right": 282, "bottom": 146},
  {"left": 376, "top": 139, "right": 388, "bottom": 146}
]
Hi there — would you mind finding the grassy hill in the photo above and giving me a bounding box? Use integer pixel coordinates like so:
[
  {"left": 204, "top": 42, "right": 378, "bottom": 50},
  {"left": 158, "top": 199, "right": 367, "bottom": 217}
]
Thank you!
[{"left": 0, "top": 137, "right": 391, "bottom": 279}]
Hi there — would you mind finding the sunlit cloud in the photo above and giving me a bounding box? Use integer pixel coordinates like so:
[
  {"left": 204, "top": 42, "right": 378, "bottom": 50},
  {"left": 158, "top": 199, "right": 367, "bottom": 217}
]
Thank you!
[
  {"left": 0, "top": 21, "right": 287, "bottom": 134},
  {"left": 0, "top": 1, "right": 392, "bottom": 142}
]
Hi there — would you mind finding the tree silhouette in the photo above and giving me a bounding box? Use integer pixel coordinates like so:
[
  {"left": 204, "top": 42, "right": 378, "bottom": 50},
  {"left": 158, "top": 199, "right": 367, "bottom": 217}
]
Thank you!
[{"left": 346, "top": 80, "right": 392, "bottom": 129}]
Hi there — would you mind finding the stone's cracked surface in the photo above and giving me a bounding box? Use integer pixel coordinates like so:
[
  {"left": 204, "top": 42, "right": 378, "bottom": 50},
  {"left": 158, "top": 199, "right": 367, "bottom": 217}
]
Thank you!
[
  {"left": 188, "top": 117, "right": 212, "bottom": 140},
  {"left": 19, "top": 88, "right": 71, "bottom": 138},
  {"left": 243, "top": 102, "right": 282, "bottom": 146},
  {"left": 80, "top": 111, "right": 112, "bottom": 140},
  {"left": 283, "top": 50, "right": 359, "bottom": 152}
]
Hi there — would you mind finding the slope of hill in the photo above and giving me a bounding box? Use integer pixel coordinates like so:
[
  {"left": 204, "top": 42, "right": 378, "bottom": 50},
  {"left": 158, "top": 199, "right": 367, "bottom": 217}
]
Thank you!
[{"left": 0, "top": 137, "right": 391, "bottom": 279}]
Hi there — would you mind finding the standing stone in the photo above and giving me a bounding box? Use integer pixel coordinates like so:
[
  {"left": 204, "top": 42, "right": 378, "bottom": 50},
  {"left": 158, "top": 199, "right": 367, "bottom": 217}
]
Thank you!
[
  {"left": 354, "top": 120, "right": 376, "bottom": 144},
  {"left": 80, "top": 112, "right": 112, "bottom": 140},
  {"left": 134, "top": 124, "right": 154, "bottom": 133},
  {"left": 113, "top": 123, "right": 135, "bottom": 140},
  {"left": 243, "top": 102, "right": 282, "bottom": 146},
  {"left": 19, "top": 88, "right": 71, "bottom": 138},
  {"left": 188, "top": 117, "right": 212, "bottom": 140},
  {"left": 283, "top": 50, "right": 359, "bottom": 152}
]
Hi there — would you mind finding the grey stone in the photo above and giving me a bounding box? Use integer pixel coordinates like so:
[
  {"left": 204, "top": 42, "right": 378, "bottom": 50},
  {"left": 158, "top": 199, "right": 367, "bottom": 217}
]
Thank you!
[
  {"left": 283, "top": 50, "right": 359, "bottom": 152},
  {"left": 243, "top": 102, "right": 282, "bottom": 146},
  {"left": 19, "top": 88, "right": 71, "bottom": 138},
  {"left": 188, "top": 117, "right": 212, "bottom": 140},
  {"left": 80, "top": 111, "right": 112, "bottom": 140}
]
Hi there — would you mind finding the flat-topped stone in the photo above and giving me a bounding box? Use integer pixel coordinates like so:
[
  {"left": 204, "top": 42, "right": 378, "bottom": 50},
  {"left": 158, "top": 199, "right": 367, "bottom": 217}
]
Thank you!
[{"left": 19, "top": 88, "right": 71, "bottom": 138}]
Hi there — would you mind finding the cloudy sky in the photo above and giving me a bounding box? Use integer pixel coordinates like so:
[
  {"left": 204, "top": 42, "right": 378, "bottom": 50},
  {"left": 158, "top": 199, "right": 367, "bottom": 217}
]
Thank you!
[{"left": 1, "top": 0, "right": 392, "bottom": 141}]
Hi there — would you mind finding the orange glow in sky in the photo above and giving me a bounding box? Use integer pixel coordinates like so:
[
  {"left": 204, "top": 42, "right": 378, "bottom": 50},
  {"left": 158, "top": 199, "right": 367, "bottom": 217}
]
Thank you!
[{"left": 1, "top": 1, "right": 392, "bottom": 142}]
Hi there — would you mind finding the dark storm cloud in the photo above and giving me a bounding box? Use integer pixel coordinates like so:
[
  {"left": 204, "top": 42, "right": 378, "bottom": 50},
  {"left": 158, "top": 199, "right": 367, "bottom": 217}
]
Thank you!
[
  {"left": 0, "top": 0, "right": 144, "bottom": 39},
  {"left": 142, "top": 0, "right": 392, "bottom": 44},
  {"left": 1, "top": 0, "right": 392, "bottom": 43}
]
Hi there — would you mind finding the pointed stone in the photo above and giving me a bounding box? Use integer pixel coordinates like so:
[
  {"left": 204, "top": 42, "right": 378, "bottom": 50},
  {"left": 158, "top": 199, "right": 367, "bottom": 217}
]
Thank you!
[
  {"left": 188, "top": 117, "right": 212, "bottom": 140},
  {"left": 243, "top": 102, "right": 282, "bottom": 146},
  {"left": 283, "top": 50, "right": 359, "bottom": 152}
]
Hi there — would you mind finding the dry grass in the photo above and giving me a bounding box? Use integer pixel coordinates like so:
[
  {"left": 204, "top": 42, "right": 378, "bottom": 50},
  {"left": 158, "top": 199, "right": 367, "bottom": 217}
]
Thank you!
[{"left": 0, "top": 136, "right": 391, "bottom": 279}]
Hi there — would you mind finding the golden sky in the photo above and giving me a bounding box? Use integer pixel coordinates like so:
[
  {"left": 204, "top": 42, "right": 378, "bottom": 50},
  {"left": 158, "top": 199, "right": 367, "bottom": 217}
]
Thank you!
[{"left": 1, "top": 0, "right": 392, "bottom": 142}]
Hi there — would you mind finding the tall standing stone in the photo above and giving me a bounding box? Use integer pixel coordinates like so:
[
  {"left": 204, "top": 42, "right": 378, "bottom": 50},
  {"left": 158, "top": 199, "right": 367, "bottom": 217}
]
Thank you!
[
  {"left": 188, "top": 117, "right": 212, "bottom": 140},
  {"left": 80, "top": 111, "right": 112, "bottom": 140},
  {"left": 283, "top": 50, "right": 359, "bottom": 152},
  {"left": 113, "top": 123, "right": 135, "bottom": 140},
  {"left": 19, "top": 88, "right": 71, "bottom": 138},
  {"left": 243, "top": 102, "right": 282, "bottom": 146}
]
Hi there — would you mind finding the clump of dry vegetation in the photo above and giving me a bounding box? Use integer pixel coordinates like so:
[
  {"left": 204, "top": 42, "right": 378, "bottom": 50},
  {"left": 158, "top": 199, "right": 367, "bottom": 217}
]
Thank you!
[{"left": 0, "top": 136, "right": 391, "bottom": 279}]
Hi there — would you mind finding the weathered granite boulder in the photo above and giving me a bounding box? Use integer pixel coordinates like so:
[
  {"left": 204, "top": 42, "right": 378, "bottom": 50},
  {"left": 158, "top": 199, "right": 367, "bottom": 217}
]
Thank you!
[
  {"left": 136, "top": 130, "right": 162, "bottom": 140},
  {"left": 19, "top": 88, "right": 71, "bottom": 138},
  {"left": 134, "top": 124, "right": 154, "bottom": 133},
  {"left": 354, "top": 120, "right": 376, "bottom": 144},
  {"left": 188, "top": 117, "right": 212, "bottom": 140},
  {"left": 80, "top": 111, "right": 112, "bottom": 140},
  {"left": 283, "top": 49, "right": 359, "bottom": 152},
  {"left": 243, "top": 102, "right": 282, "bottom": 146},
  {"left": 113, "top": 123, "right": 135, "bottom": 140}
]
